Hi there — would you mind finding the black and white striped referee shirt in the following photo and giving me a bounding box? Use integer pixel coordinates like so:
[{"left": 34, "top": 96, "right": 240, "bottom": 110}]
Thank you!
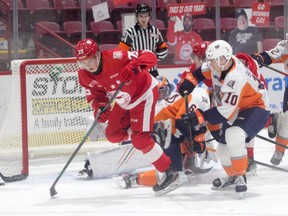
[{"left": 119, "top": 23, "right": 168, "bottom": 77}]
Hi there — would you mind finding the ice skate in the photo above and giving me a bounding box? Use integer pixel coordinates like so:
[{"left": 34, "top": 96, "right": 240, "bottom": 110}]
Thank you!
[
  {"left": 235, "top": 175, "right": 247, "bottom": 199},
  {"left": 212, "top": 175, "right": 236, "bottom": 190},
  {"left": 246, "top": 158, "right": 257, "bottom": 176},
  {"left": 76, "top": 160, "right": 93, "bottom": 180},
  {"left": 270, "top": 150, "right": 284, "bottom": 166},
  {"left": 153, "top": 166, "right": 181, "bottom": 196},
  {"left": 113, "top": 174, "right": 138, "bottom": 189}
]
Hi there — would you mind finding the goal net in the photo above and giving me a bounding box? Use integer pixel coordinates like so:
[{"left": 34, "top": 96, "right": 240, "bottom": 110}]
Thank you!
[{"left": 0, "top": 58, "right": 115, "bottom": 180}]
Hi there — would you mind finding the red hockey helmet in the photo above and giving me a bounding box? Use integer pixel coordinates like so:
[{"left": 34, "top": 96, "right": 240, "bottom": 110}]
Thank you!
[
  {"left": 75, "top": 38, "right": 99, "bottom": 60},
  {"left": 192, "top": 41, "right": 211, "bottom": 60}
]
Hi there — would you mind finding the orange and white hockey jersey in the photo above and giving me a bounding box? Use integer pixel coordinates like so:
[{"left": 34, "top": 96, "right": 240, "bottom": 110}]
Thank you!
[
  {"left": 154, "top": 87, "right": 210, "bottom": 134},
  {"left": 200, "top": 55, "right": 270, "bottom": 124}
]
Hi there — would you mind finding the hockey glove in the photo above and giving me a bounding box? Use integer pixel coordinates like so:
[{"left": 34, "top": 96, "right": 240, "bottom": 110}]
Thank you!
[
  {"left": 181, "top": 109, "right": 206, "bottom": 131},
  {"left": 193, "top": 140, "right": 206, "bottom": 153},
  {"left": 250, "top": 53, "right": 264, "bottom": 65},
  {"left": 94, "top": 105, "right": 112, "bottom": 123},
  {"left": 177, "top": 72, "right": 198, "bottom": 97},
  {"left": 121, "top": 60, "right": 141, "bottom": 82},
  {"left": 182, "top": 138, "right": 206, "bottom": 154}
]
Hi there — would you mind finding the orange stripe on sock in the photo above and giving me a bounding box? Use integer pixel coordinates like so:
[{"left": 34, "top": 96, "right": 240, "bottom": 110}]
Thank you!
[
  {"left": 231, "top": 157, "right": 248, "bottom": 176},
  {"left": 276, "top": 136, "right": 288, "bottom": 152},
  {"left": 223, "top": 165, "right": 236, "bottom": 176},
  {"left": 137, "top": 169, "right": 158, "bottom": 187}
]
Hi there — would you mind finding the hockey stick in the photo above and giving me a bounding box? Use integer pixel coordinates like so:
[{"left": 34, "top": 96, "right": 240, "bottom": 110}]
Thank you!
[
  {"left": 256, "top": 134, "right": 288, "bottom": 149},
  {"left": 254, "top": 160, "right": 288, "bottom": 173},
  {"left": 0, "top": 172, "right": 28, "bottom": 183},
  {"left": 115, "top": 145, "right": 136, "bottom": 171},
  {"left": 183, "top": 91, "right": 213, "bottom": 174},
  {"left": 50, "top": 82, "right": 125, "bottom": 197},
  {"left": 260, "top": 63, "right": 288, "bottom": 77}
]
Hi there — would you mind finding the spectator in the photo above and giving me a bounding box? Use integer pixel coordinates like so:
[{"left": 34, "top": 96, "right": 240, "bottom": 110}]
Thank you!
[
  {"left": 228, "top": 8, "right": 263, "bottom": 54},
  {"left": 167, "top": 14, "right": 203, "bottom": 64}
]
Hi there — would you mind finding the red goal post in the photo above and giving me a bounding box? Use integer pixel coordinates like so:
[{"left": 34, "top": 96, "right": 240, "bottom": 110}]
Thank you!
[{"left": 0, "top": 58, "right": 114, "bottom": 180}]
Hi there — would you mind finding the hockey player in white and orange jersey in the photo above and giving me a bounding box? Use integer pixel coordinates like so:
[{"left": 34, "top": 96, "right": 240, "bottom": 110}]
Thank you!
[
  {"left": 178, "top": 40, "right": 270, "bottom": 196},
  {"left": 251, "top": 34, "right": 288, "bottom": 166}
]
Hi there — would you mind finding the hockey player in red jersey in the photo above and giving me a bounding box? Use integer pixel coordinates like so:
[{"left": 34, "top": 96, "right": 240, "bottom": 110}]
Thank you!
[
  {"left": 178, "top": 40, "right": 270, "bottom": 196},
  {"left": 75, "top": 38, "right": 180, "bottom": 194}
]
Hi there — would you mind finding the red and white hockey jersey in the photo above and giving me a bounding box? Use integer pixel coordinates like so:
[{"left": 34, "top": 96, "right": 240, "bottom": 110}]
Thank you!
[{"left": 78, "top": 49, "right": 158, "bottom": 113}]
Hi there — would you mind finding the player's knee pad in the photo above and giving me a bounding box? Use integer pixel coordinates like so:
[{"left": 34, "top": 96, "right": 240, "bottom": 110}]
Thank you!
[
  {"left": 216, "top": 143, "right": 231, "bottom": 166},
  {"left": 87, "top": 116, "right": 108, "bottom": 141},
  {"left": 225, "top": 126, "right": 247, "bottom": 157},
  {"left": 277, "top": 111, "right": 288, "bottom": 139}
]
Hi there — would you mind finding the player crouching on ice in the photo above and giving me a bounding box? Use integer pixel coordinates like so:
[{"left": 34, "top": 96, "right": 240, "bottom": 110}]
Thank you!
[
  {"left": 75, "top": 38, "right": 181, "bottom": 195},
  {"left": 178, "top": 40, "right": 270, "bottom": 197}
]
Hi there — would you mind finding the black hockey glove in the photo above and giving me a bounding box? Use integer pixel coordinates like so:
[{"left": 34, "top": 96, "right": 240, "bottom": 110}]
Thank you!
[
  {"left": 177, "top": 73, "right": 198, "bottom": 97},
  {"left": 193, "top": 140, "right": 206, "bottom": 153},
  {"left": 250, "top": 53, "right": 264, "bottom": 65}
]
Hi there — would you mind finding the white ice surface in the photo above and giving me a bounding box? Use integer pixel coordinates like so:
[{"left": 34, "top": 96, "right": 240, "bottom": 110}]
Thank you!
[{"left": 1, "top": 129, "right": 288, "bottom": 216}]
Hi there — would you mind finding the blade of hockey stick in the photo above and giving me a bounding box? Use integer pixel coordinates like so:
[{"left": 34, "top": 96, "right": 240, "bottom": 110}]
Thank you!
[
  {"left": 254, "top": 160, "right": 288, "bottom": 173},
  {"left": 191, "top": 156, "right": 213, "bottom": 174},
  {"left": 0, "top": 172, "right": 28, "bottom": 183},
  {"left": 256, "top": 134, "right": 288, "bottom": 149},
  {"left": 49, "top": 82, "right": 125, "bottom": 197}
]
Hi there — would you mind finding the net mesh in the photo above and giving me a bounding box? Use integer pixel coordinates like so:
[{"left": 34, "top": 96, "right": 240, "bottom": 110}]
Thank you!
[{"left": 0, "top": 59, "right": 115, "bottom": 177}]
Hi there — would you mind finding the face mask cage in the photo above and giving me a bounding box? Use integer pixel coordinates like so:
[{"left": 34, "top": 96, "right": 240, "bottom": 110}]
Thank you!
[{"left": 158, "top": 84, "right": 173, "bottom": 101}]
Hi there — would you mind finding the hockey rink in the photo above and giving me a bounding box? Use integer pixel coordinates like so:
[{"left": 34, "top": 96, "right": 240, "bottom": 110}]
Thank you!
[{"left": 1, "top": 129, "right": 288, "bottom": 216}]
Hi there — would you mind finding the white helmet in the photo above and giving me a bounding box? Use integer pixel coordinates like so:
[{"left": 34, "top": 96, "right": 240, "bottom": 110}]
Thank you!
[{"left": 205, "top": 40, "right": 233, "bottom": 68}]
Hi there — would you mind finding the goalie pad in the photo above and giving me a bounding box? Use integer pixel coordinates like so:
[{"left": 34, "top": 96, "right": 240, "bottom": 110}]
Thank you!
[
  {"left": 88, "top": 144, "right": 152, "bottom": 179},
  {"left": 0, "top": 175, "right": 5, "bottom": 186},
  {"left": 152, "top": 119, "right": 172, "bottom": 149},
  {"left": 86, "top": 116, "right": 107, "bottom": 141}
]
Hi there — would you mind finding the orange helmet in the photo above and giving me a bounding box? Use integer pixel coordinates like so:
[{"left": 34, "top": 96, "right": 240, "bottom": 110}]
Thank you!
[{"left": 75, "top": 38, "right": 99, "bottom": 60}]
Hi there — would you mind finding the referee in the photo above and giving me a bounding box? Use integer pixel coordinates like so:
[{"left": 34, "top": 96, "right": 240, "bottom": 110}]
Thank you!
[{"left": 118, "top": 4, "right": 168, "bottom": 77}]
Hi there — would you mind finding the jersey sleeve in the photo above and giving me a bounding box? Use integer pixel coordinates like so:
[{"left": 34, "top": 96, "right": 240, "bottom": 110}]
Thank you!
[
  {"left": 266, "top": 40, "right": 287, "bottom": 63},
  {"left": 78, "top": 69, "right": 108, "bottom": 111},
  {"left": 136, "top": 50, "right": 158, "bottom": 70}
]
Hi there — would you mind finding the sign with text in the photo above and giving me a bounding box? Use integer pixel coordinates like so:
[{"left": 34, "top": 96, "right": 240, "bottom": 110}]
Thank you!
[
  {"left": 250, "top": 2, "right": 270, "bottom": 26},
  {"left": 167, "top": 3, "right": 206, "bottom": 18}
]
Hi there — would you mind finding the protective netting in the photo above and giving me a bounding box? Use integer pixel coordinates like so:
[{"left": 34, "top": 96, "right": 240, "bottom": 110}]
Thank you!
[{"left": 0, "top": 59, "right": 115, "bottom": 177}]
